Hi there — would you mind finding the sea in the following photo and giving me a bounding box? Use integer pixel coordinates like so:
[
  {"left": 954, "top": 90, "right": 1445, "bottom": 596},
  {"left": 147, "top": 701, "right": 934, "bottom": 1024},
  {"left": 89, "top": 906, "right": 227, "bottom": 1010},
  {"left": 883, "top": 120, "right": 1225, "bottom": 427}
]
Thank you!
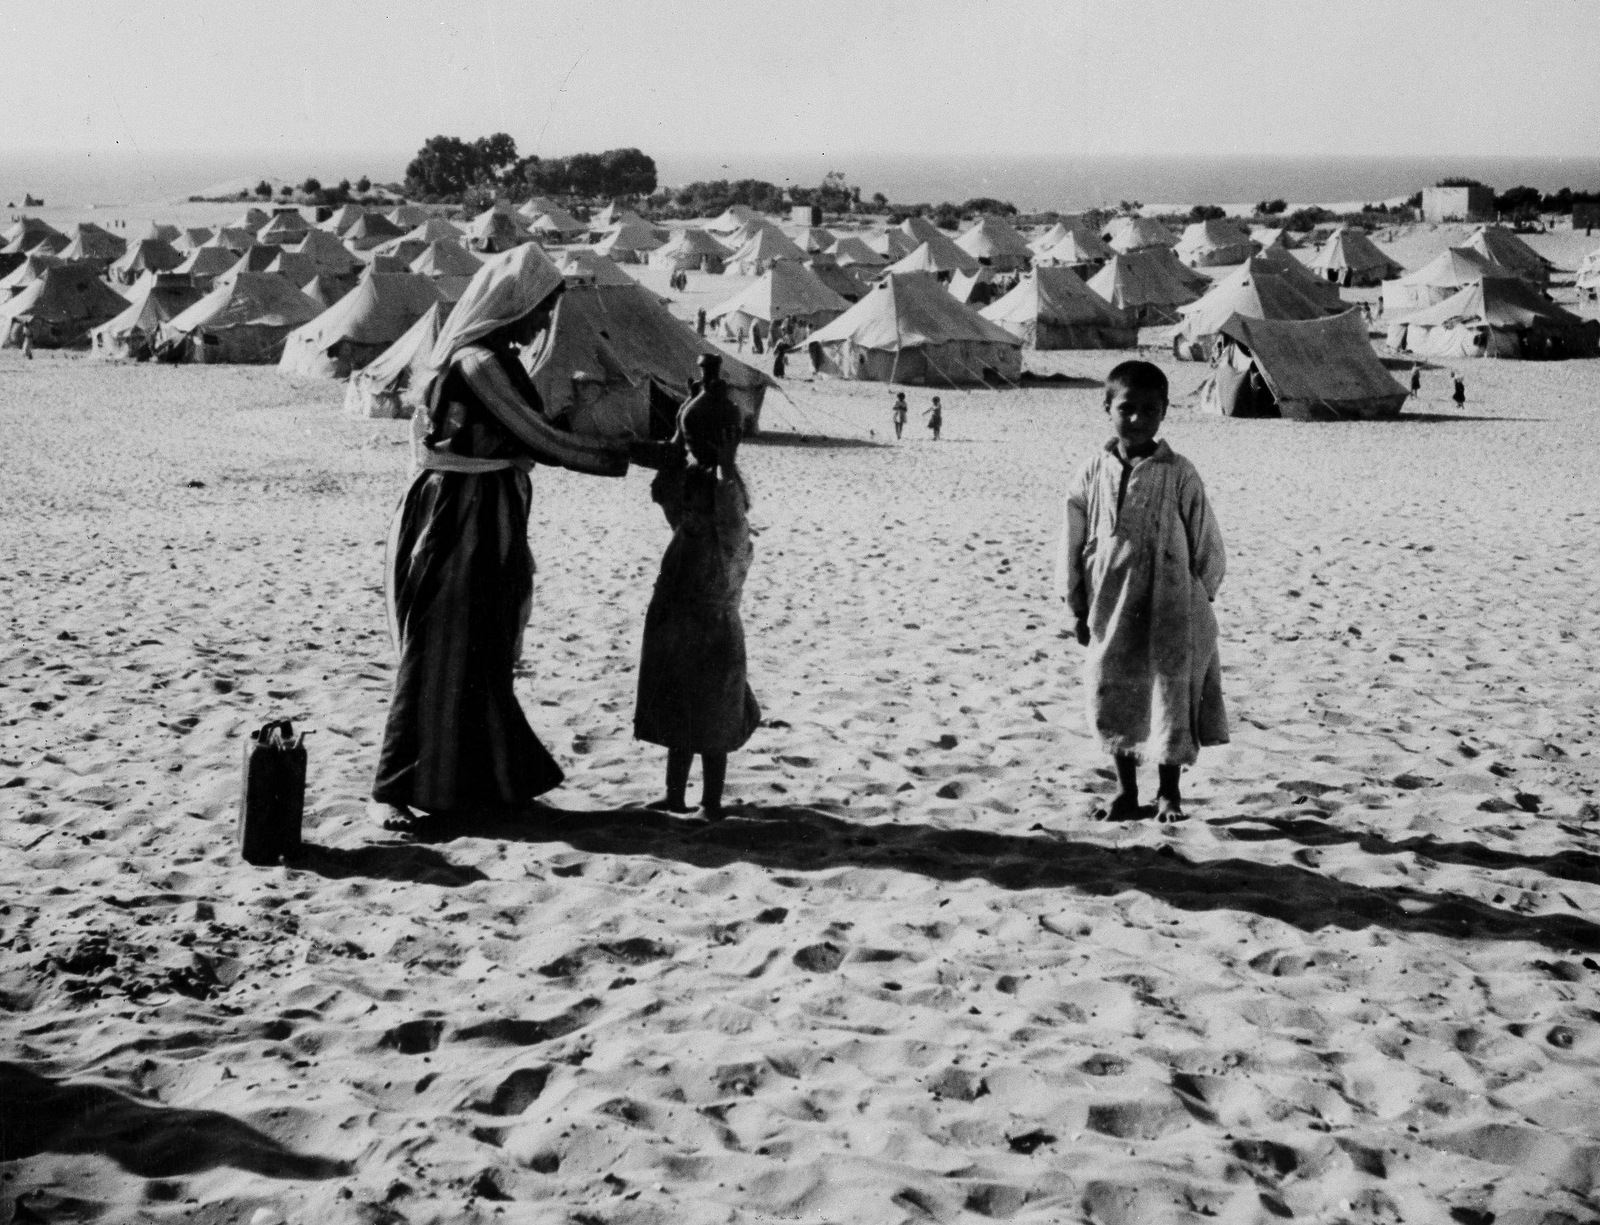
[{"left": 5, "top": 149, "right": 1600, "bottom": 215}]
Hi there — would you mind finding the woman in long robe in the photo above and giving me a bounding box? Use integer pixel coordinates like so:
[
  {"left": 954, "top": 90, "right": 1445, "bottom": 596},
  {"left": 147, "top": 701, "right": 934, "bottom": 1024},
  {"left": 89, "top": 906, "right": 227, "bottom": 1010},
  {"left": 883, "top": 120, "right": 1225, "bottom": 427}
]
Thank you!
[{"left": 373, "top": 245, "right": 629, "bottom": 831}]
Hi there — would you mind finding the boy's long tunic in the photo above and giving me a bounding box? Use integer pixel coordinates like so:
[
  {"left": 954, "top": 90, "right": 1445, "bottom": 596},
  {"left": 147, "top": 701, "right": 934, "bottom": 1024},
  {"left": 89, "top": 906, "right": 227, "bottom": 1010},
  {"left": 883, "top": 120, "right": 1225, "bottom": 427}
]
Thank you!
[{"left": 1057, "top": 439, "right": 1228, "bottom": 765}]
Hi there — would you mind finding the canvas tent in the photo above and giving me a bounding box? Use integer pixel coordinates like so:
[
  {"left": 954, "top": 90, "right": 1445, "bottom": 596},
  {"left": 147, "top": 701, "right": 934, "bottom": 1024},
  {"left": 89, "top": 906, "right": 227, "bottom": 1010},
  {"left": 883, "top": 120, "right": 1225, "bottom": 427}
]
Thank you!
[
  {"left": 231, "top": 208, "right": 270, "bottom": 232},
  {"left": 706, "top": 204, "right": 759, "bottom": 234},
  {"left": 885, "top": 240, "right": 981, "bottom": 281},
  {"left": 1175, "top": 219, "right": 1255, "bottom": 267},
  {"left": 1385, "top": 278, "right": 1598, "bottom": 360},
  {"left": 726, "top": 227, "right": 807, "bottom": 275},
  {"left": 264, "top": 250, "right": 319, "bottom": 287},
  {"left": 224, "top": 247, "right": 280, "bottom": 276},
  {"left": 1, "top": 217, "right": 63, "bottom": 253},
  {"left": 1380, "top": 247, "right": 1517, "bottom": 314},
  {"left": 204, "top": 227, "right": 258, "bottom": 253},
  {"left": 344, "top": 213, "right": 406, "bottom": 252},
  {"left": 464, "top": 210, "right": 534, "bottom": 254},
  {"left": 827, "top": 235, "right": 888, "bottom": 268},
  {"left": 0, "top": 254, "right": 65, "bottom": 297},
  {"left": 174, "top": 227, "right": 215, "bottom": 252},
  {"left": 527, "top": 208, "right": 585, "bottom": 239},
  {"left": 1174, "top": 267, "right": 1340, "bottom": 358},
  {"left": 1250, "top": 227, "right": 1297, "bottom": 252},
  {"left": 1029, "top": 221, "right": 1075, "bottom": 255},
  {"left": 279, "top": 272, "right": 443, "bottom": 378},
  {"left": 865, "top": 228, "right": 919, "bottom": 262},
  {"left": 0, "top": 264, "right": 127, "bottom": 349},
  {"left": 955, "top": 216, "right": 1034, "bottom": 272},
  {"left": 141, "top": 223, "right": 181, "bottom": 244},
  {"left": 790, "top": 226, "right": 837, "bottom": 254},
  {"left": 594, "top": 219, "right": 664, "bottom": 263},
  {"left": 981, "top": 266, "right": 1137, "bottom": 349},
  {"left": 156, "top": 271, "right": 321, "bottom": 363},
  {"left": 90, "top": 272, "right": 202, "bottom": 360},
  {"left": 173, "top": 245, "right": 239, "bottom": 290},
  {"left": 650, "top": 228, "right": 732, "bottom": 274},
  {"left": 303, "top": 274, "right": 353, "bottom": 310},
  {"left": 1463, "top": 225, "right": 1553, "bottom": 287},
  {"left": 805, "top": 272, "right": 1024, "bottom": 386},
  {"left": 409, "top": 239, "right": 482, "bottom": 301},
  {"left": 1203, "top": 311, "right": 1407, "bottom": 420},
  {"left": 1036, "top": 223, "right": 1113, "bottom": 273},
  {"left": 517, "top": 197, "right": 558, "bottom": 221},
  {"left": 555, "top": 248, "right": 639, "bottom": 286},
  {"left": 289, "top": 229, "right": 362, "bottom": 276},
  {"left": 106, "top": 238, "right": 184, "bottom": 285},
  {"left": 1308, "top": 226, "right": 1402, "bottom": 287},
  {"left": 1228, "top": 246, "right": 1344, "bottom": 311},
  {"left": 707, "top": 260, "right": 849, "bottom": 340},
  {"left": 1102, "top": 216, "right": 1177, "bottom": 253},
  {"left": 344, "top": 301, "right": 449, "bottom": 419},
  {"left": 1086, "top": 251, "right": 1200, "bottom": 326},
  {"left": 592, "top": 205, "right": 648, "bottom": 234},
  {"left": 387, "top": 205, "right": 432, "bottom": 229},
  {"left": 805, "top": 257, "right": 870, "bottom": 302},
  {"left": 523, "top": 283, "right": 773, "bottom": 437},
  {"left": 897, "top": 216, "right": 981, "bottom": 275},
  {"left": 400, "top": 218, "right": 464, "bottom": 245},
  {"left": 57, "top": 224, "right": 127, "bottom": 266},
  {"left": 320, "top": 204, "right": 367, "bottom": 235},
  {"left": 948, "top": 266, "right": 1000, "bottom": 306},
  {"left": 257, "top": 211, "right": 310, "bottom": 245}
]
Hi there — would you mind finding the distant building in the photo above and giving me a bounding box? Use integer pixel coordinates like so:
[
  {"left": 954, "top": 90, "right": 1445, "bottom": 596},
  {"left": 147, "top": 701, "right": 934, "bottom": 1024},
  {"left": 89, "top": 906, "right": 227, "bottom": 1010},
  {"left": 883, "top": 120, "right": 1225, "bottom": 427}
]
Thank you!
[
  {"left": 1422, "top": 186, "right": 1495, "bottom": 223},
  {"left": 791, "top": 204, "right": 822, "bottom": 227}
]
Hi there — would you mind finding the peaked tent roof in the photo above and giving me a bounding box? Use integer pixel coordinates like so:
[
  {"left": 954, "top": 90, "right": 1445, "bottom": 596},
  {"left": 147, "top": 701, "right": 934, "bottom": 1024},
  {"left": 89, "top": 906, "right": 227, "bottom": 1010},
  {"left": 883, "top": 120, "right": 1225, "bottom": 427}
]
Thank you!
[
  {"left": 344, "top": 213, "right": 406, "bottom": 250},
  {"left": 982, "top": 266, "right": 1130, "bottom": 330},
  {"left": 1175, "top": 219, "right": 1255, "bottom": 262},
  {"left": 165, "top": 271, "right": 322, "bottom": 334},
  {"left": 955, "top": 215, "right": 1034, "bottom": 264},
  {"left": 808, "top": 272, "right": 1023, "bottom": 351},
  {"left": 0, "top": 253, "right": 65, "bottom": 293},
  {"left": 1217, "top": 311, "right": 1406, "bottom": 418},
  {"left": 175, "top": 226, "right": 215, "bottom": 251},
  {"left": 204, "top": 227, "right": 258, "bottom": 252},
  {"left": 1039, "top": 224, "right": 1114, "bottom": 266},
  {"left": 58, "top": 224, "right": 127, "bottom": 264},
  {"left": 280, "top": 273, "right": 443, "bottom": 374},
  {"left": 827, "top": 235, "right": 888, "bottom": 266},
  {"left": 346, "top": 300, "right": 451, "bottom": 410},
  {"left": 706, "top": 204, "right": 759, "bottom": 233},
  {"left": 595, "top": 219, "right": 665, "bottom": 255},
  {"left": 2, "top": 217, "right": 63, "bottom": 249},
  {"left": 886, "top": 241, "right": 981, "bottom": 277},
  {"left": 1464, "top": 225, "right": 1554, "bottom": 282},
  {"left": 0, "top": 264, "right": 128, "bottom": 336},
  {"left": 387, "top": 204, "right": 432, "bottom": 229},
  {"left": 174, "top": 246, "right": 240, "bottom": 284},
  {"left": 948, "top": 266, "right": 997, "bottom": 304},
  {"left": 231, "top": 208, "right": 270, "bottom": 231},
  {"left": 303, "top": 273, "right": 352, "bottom": 309},
  {"left": 1397, "top": 276, "right": 1587, "bottom": 330},
  {"left": 320, "top": 205, "right": 367, "bottom": 234},
  {"left": 225, "top": 247, "right": 280, "bottom": 276},
  {"left": 1029, "top": 221, "right": 1074, "bottom": 254},
  {"left": 517, "top": 197, "right": 557, "bottom": 220},
  {"left": 107, "top": 238, "right": 184, "bottom": 283},
  {"left": 790, "top": 226, "right": 837, "bottom": 253},
  {"left": 1178, "top": 268, "right": 1340, "bottom": 339},
  {"left": 264, "top": 250, "right": 320, "bottom": 286},
  {"left": 141, "top": 222, "right": 182, "bottom": 243},
  {"left": 865, "top": 229, "right": 919, "bottom": 261},
  {"left": 410, "top": 238, "right": 483, "bottom": 279},
  {"left": 1103, "top": 216, "right": 1178, "bottom": 252},
  {"left": 401, "top": 218, "right": 465, "bottom": 244},
  {"left": 1395, "top": 246, "right": 1517, "bottom": 289},
  {"left": 289, "top": 228, "right": 361, "bottom": 275},
  {"left": 91, "top": 273, "right": 203, "bottom": 354},
  {"left": 1250, "top": 227, "right": 1297, "bottom": 251},
  {"left": 707, "top": 260, "right": 850, "bottom": 323},
  {"left": 593, "top": 203, "right": 648, "bottom": 230},
  {"left": 257, "top": 211, "right": 311, "bottom": 244},
  {"left": 1087, "top": 251, "right": 1201, "bottom": 314},
  {"left": 897, "top": 216, "right": 981, "bottom": 274},
  {"left": 527, "top": 207, "right": 585, "bottom": 236},
  {"left": 727, "top": 227, "right": 807, "bottom": 267},
  {"left": 1309, "top": 226, "right": 1402, "bottom": 278},
  {"left": 804, "top": 258, "right": 870, "bottom": 301},
  {"left": 554, "top": 247, "right": 640, "bottom": 286},
  {"left": 1224, "top": 248, "right": 1344, "bottom": 309},
  {"left": 370, "top": 237, "right": 428, "bottom": 264},
  {"left": 654, "top": 228, "right": 733, "bottom": 260}
]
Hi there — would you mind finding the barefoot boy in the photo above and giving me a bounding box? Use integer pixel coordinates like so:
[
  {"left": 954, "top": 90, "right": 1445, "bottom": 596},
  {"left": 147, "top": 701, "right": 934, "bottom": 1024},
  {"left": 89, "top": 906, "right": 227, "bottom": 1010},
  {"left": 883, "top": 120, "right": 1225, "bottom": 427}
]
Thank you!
[{"left": 1056, "top": 361, "right": 1228, "bottom": 822}]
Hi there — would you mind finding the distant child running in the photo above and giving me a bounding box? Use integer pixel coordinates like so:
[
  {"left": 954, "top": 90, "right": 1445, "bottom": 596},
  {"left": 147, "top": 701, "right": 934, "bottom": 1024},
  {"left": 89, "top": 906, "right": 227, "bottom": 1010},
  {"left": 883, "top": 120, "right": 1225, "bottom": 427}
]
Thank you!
[
  {"left": 633, "top": 354, "right": 761, "bottom": 820},
  {"left": 891, "top": 392, "right": 908, "bottom": 439},
  {"left": 1057, "top": 360, "right": 1227, "bottom": 823},
  {"left": 925, "top": 396, "right": 943, "bottom": 440}
]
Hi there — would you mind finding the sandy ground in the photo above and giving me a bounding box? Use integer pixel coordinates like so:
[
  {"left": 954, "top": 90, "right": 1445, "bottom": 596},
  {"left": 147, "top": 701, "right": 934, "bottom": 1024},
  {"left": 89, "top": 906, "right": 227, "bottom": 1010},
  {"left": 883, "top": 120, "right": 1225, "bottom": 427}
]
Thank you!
[{"left": 4, "top": 247, "right": 1600, "bottom": 1225}]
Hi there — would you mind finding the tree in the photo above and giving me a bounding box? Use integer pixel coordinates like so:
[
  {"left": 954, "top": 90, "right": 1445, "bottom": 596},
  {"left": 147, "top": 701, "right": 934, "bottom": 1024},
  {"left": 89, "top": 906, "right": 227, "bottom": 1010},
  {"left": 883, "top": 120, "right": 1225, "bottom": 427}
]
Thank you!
[
  {"left": 870, "top": 192, "right": 888, "bottom": 210},
  {"left": 1118, "top": 200, "right": 1143, "bottom": 216},
  {"left": 1255, "top": 198, "right": 1287, "bottom": 216},
  {"left": 1436, "top": 176, "right": 1486, "bottom": 188},
  {"left": 932, "top": 202, "right": 963, "bottom": 230},
  {"left": 406, "top": 135, "right": 487, "bottom": 198},
  {"left": 1189, "top": 203, "right": 1226, "bottom": 221},
  {"left": 278, "top": 184, "right": 293, "bottom": 198},
  {"left": 1494, "top": 185, "right": 1542, "bottom": 216},
  {"left": 473, "top": 133, "right": 519, "bottom": 178},
  {"left": 1284, "top": 206, "right": 1329, "bottom": 233},
  {"left": 599, "top": 148, "right": 657, "bottom": 197},
  {"left": 356, "top": 175, "right": 371, "bottom": 193},
  {"left": 254, "top": 180, "right": 273, "bottom": 200},
  {"left": 962, "top": 197, "right": 1018, "bottom": 217},
  {"left": 301, "top": 177, "right": 322, "bottom": 196}
]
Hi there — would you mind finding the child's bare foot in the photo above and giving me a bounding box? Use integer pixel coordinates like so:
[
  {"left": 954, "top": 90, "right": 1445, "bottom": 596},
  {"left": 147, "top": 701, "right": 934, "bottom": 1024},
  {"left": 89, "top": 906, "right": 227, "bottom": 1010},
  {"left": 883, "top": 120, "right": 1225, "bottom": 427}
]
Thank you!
[
  {"left": 374, "top": 802, "right": 447, "bottom": 838},
  {"left": 645, "top": 796, "right": 696, "bottom": 814},
  {"left": 1156, "top": 795, "right": 1187, "bottom": 823},
  {"left": 700, "top": 800, "right": 727, "bottom": 823},
  {"left": 1093, "top": 793, "right": 1143, "bottom": 822}
]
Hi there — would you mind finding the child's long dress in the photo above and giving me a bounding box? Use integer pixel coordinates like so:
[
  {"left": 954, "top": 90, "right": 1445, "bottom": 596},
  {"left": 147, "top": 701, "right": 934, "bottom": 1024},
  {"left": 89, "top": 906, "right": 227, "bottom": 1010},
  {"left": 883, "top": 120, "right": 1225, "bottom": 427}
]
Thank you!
[
  {"left": 634, "top": 464, "right": 761, "bottom": 752},
  {"left": 1057, "top": 440, "right": 1228, "bottom": 765}
]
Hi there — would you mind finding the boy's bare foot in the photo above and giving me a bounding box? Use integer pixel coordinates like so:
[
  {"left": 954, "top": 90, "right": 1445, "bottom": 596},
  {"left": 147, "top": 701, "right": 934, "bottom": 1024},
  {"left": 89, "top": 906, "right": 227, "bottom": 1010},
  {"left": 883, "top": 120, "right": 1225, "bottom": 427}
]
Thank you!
[
  {"left": 700, "top": 801, "right": 727, "bottom": 823},
  {"left": 1156, "top": 795, "right": 1187, "bottom": 823},
  {"left": 645, "top": 796, "right": 696, "bottom": 814}
]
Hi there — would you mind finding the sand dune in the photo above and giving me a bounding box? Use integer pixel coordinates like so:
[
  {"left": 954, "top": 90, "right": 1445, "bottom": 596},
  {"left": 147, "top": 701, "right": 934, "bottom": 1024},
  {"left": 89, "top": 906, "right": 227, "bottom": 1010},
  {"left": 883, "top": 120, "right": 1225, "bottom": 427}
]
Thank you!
[{"left": 3, "top": 289, "right": 1599, "bottom": 1224}]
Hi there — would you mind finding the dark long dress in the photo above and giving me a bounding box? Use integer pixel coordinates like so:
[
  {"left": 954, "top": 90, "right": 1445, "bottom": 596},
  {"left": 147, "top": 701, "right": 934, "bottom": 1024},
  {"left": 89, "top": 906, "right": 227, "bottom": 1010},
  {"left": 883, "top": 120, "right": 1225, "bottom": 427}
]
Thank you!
[
  {"left": 633, "top": 456, "right": 761, "bottom": 754},
  {"left": 373, "top": 343, "right": 624, "bottom": 815}
]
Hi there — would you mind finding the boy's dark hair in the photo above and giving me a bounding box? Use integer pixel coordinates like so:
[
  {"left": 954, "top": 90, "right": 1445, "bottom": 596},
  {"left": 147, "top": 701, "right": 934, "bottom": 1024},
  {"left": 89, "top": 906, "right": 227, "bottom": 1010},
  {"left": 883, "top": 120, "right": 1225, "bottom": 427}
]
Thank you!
[{"left": 1104, "top": 360, "right": 1168, "bottom": 404}]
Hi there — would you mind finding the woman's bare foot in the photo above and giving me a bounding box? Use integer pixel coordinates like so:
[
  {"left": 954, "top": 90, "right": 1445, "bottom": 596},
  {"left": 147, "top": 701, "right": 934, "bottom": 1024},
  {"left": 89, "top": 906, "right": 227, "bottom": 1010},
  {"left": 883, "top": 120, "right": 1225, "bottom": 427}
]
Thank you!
[
  {"left": 373, "top": 801, "right": 447, "bottom": 838},
  {"left": 1156, "top": 795, "right": 1188, "bottom": 823},
  {"left": 645, "top": 796, "right": 696, "bottom": 814}
]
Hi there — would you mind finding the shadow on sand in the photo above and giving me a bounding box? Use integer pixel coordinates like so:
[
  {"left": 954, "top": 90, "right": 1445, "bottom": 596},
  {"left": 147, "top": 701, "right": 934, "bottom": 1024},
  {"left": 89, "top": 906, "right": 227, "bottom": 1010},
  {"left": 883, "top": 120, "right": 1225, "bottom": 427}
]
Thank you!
[
  {"left": 0, "top": 1062, "right": 351, "bottom": 1179},
  {"left": 372, "top": 803, "right": 1600, "bottom": 953},
  {"left": 288, "top": 841, "right": 488, "bottom": 888},
  {"left": 747, "top": 432, "right": 883, "bottom": 450}
]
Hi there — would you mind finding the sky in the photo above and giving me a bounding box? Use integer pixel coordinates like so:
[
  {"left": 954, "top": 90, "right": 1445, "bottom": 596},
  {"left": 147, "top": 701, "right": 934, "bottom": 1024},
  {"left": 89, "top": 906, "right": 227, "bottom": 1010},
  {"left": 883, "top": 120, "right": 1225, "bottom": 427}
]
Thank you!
[{"left": 3, "top": 0, "right": 1598, "bottom": 164}]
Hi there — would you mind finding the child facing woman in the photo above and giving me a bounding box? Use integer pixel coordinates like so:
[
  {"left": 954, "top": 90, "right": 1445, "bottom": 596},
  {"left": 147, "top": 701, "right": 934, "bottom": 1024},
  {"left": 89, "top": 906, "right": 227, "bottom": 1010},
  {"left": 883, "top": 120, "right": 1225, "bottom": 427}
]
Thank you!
[
  {"left": 633, "top": 354, "right": 761, "bottom": 819},
  {"left": 1056, "top": 360, "right": 1228, "bottom": 822}
]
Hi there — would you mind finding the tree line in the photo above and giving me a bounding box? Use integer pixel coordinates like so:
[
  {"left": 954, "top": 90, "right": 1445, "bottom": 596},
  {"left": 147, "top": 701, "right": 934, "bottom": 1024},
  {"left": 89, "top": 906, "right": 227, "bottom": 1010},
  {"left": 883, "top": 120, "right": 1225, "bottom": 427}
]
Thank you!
[{"left": 403, "top": 135, "right": 657, "bottom": 202}]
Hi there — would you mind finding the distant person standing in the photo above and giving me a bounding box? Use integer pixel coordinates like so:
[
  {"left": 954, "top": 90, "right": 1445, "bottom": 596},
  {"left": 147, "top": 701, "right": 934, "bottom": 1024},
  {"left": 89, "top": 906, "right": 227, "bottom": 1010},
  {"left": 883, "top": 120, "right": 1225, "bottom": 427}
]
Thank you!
[
  {"left": 20, "top": 320, "right": 33, "bottom": 360},
  {"left": 695, "top": 307, "right": 707, "bottom": 337},
  {"left": 751, "top": 324, "right": 763, "bottom": 356},
  {"left": 1408, "top": 364, "right": 1422, "bottom": 399},
  {"left": 1452, "top": 371, "right": 1466, "bottom": 409},
  {"left": 771, "top": 337, "right": 789, "bottom": 379},
  {"left": 891, "top": 392, "right": 908, "bottom": 439},
  {"left": 925, "top": 395, "right": 943, "bottom": 440}
]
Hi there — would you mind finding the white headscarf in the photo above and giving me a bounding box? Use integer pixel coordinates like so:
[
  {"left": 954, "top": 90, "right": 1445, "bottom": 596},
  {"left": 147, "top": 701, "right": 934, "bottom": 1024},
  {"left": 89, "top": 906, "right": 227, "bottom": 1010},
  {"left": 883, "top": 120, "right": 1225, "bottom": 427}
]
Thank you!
[{"left": 419, "top": 243, "right": 564, "bottom": 403}]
